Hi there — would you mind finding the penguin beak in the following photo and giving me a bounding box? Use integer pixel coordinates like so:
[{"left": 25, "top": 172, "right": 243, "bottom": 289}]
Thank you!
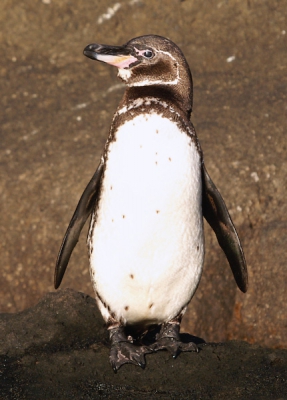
[{"left": 83, "top": 43, "right": 139, "bottom": 69}]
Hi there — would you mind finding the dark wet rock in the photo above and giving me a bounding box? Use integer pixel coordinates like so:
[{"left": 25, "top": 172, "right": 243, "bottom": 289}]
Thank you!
[{"left": 0, "top": 289, "right": 286, "bottom": 399}]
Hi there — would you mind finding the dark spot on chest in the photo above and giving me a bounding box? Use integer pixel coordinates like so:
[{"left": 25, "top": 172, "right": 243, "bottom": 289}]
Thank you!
[
  {"left": 130, "top": 274, "right": 134, "bottom": 279},
  {"left": 125, "top": 306, "right": 129, "bottom": 311}
]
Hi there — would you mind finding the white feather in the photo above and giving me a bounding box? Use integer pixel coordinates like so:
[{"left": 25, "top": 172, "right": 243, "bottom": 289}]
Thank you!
[{"left": 89, "top": 113, "right": 204, "bottom": 326}]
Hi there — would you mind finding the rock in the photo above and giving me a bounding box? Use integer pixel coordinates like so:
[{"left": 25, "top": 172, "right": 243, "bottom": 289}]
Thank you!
[
  {"left": 0, "top": 290, "right": 286, "bottom": 399},
  {"left": 0, "top": 289, "right": 105, "bottom": 358}
]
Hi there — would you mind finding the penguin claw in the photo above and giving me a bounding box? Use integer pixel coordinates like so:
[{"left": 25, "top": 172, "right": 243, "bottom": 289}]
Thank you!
[
  {"left": 108, "top": 324, "right": 197, "bottom": 371},
  {"left": 109, "top": 342, "right": 148, "bottom": 372},
  {"left": 151, "top": 322, "right": 198, "bottom": 357},
  {"left": 151, "top": 337, "right": 198, "bottom": 357},
  {"left": 108, "top": 326, "right": 152, "bottom": 372}
]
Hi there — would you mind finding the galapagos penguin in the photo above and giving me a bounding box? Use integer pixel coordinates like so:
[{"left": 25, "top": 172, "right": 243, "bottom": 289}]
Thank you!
[{"left": 54, "top": 35, "right": 248, "bottom": 371}]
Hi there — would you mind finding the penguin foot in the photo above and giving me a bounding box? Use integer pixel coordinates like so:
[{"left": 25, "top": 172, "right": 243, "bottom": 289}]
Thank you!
[
  {"left": 151, "top": 322, "right": 198, "bottom": 358},
  {"left": 109, "top": 326, "right": 152, "bottom": 372}
]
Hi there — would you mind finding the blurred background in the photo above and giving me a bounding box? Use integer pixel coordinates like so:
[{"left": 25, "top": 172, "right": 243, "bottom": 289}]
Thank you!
[{"left": 1, "top": 0, "right": 286, "bottom": 348}]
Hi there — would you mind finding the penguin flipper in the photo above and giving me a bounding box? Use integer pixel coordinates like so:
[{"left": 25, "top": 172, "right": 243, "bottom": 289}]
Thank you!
[
  {"left": 201, "top": 164, "right": 248, "bottom": 293},
  {"left": 54, "top": 159, "right": 104, "bottom": 289}
]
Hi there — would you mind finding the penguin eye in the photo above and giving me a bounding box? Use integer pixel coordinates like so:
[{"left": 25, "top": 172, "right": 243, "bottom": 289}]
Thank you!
[{"left": 143, "top": 50, "right": 154, "bottom": 59}]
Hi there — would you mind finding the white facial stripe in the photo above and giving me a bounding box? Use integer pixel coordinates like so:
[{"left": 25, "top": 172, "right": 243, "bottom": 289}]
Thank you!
[
  {"left": 158, "top": 49, "right": 177, "bottom": 61},
  {"left": 127, "top": 49, "right": 180, "bottom": 87}
]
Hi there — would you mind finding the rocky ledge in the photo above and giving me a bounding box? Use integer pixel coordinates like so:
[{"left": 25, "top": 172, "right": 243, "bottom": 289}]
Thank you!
[{"left": 0, "top": 289, "right": 286, "bottom": 399}]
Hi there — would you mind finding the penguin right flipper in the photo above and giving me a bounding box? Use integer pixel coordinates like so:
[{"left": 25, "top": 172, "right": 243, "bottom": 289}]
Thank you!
[
  {"left": 54, "top": 159, "right": 104, "bottom": 289},
  {"left": 201, "top": 163, "right": 248, "bottom": 293}
]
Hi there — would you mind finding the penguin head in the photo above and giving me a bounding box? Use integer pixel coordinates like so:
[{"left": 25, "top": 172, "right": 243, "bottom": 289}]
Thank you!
[{"left": 84, "top": 35, "right": 193, "bottom": 115}]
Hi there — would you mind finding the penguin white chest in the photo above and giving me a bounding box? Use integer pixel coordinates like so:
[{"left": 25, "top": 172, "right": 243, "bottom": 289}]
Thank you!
[{"left": 89, "top": 112, "right": 204, "bottom": 326}]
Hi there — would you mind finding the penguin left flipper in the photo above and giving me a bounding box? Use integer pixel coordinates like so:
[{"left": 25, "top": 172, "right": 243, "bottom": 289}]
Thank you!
[
  {"left": 54, "top": 159, "right": 104, "bottom": 289},
  {"left": 201, "top": 163, "right": 248, "bottom": 293}
]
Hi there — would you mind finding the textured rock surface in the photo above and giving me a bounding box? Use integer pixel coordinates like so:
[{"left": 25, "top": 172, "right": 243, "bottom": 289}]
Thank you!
[
  {"left": 1, "top": 0, "right": 287, "bottom": 350},
  {"left": 1, "top": 290, "right": 286, "bottom": 399}
]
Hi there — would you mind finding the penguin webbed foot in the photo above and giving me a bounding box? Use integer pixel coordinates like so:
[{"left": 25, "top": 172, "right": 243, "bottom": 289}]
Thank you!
[
  {"left": 151, "top": 322, "right": 198, "bottom": 358},
  {"left": 109, "top": 326, "right": 152, "bottom": 372},
  {"left": 109, "top": 323, "right": 198, "bottom": 371}
]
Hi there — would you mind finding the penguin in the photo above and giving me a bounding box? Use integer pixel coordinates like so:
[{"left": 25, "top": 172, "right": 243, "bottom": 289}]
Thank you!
[{"left": 54, "top": 35, "right": 248, "bottom": 372}]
